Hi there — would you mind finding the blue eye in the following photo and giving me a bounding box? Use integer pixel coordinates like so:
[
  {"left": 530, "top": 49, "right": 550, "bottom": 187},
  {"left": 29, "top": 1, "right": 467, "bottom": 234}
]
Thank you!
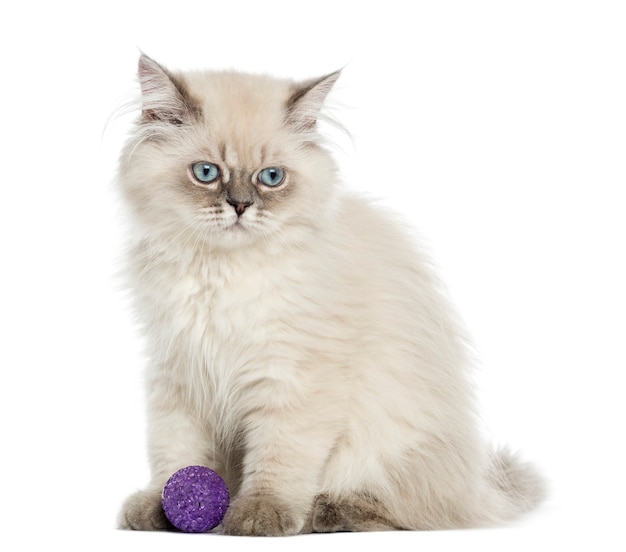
[
  {"left": 191, "top": 162, "right": 220, "bottom": 183},
  {"left": 258, "top": 167, "right": 285, "bottom": 187}
]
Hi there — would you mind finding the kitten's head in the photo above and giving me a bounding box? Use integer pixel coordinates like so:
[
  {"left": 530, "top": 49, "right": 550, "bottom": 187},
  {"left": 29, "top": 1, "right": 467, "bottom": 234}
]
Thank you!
[{"left": 119, "top": 55, "right": 341, "bottom": 250}]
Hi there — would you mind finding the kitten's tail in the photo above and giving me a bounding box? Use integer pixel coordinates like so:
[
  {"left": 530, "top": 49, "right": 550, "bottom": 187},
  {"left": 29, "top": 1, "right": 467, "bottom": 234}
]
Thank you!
[{"left": 487, "top": 448, "right": 547, "bottom": 520}]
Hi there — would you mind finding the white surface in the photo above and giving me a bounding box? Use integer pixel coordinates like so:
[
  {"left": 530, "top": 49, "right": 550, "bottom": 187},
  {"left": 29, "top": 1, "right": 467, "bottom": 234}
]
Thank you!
[{"left": 1, "top": 1, "right": 624, "bottom": 550}]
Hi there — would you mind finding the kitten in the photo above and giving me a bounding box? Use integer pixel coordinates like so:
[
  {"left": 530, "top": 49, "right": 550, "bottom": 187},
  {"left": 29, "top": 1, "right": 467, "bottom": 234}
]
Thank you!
[{"left": 117, "top": 54, "right": 545, "bottom": 535}]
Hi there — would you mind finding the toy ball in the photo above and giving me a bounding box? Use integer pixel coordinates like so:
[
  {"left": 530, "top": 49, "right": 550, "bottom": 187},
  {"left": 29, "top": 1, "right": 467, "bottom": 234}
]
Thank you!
[{"left": 162, "top": 466, "right": 230, "bottom": 533}]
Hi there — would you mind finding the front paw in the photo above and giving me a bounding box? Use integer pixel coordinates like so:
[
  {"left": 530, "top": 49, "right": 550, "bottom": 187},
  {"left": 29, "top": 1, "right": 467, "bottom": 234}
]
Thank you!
[
  {"left": 222, "top": 495, "right": 303, "bottom": 536},
  {"left": 118, "top": 489, "right": 172, "bottom": 531}
]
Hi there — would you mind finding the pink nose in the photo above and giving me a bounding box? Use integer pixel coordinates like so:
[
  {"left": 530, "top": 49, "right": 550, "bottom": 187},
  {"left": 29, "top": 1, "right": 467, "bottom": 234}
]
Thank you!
[{"left": 227, "top": 200, "right": 253, "bottom": 217}]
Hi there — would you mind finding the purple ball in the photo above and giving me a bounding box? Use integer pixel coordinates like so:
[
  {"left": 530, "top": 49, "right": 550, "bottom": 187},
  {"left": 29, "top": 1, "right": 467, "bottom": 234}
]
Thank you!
[{"left": 162, "top": 466, "right": 230, "bottom": 533}]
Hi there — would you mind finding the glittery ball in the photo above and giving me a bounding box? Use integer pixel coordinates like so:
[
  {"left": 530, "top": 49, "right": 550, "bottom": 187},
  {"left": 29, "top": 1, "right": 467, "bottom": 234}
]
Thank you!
[{"left": 162, "top": 466, "right": 230, "bottom": 533}]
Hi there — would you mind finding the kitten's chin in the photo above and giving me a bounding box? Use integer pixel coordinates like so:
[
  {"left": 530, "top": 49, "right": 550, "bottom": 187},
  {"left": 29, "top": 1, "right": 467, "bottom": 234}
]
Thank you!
[{"left": 208, "top": 221, "right": 262, "bottom": 250}]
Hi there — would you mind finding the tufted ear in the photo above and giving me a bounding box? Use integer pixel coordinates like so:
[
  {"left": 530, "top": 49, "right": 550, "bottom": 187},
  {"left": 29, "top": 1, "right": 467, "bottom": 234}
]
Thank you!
[
  {"left": 138, "top": 54, "right": 199, "bottom": 125},
  {"left": 285, "top": 70, "right": 341, "bottom": 131}
]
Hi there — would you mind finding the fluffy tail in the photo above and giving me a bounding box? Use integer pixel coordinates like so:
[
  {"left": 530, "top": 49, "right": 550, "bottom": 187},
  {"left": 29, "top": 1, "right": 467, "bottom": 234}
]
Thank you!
[{"left": 487, "top": 448, "right": 547, "bottom": 519}]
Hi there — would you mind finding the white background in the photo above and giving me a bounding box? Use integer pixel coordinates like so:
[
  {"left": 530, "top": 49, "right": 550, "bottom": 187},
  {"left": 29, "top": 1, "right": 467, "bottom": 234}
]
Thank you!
[{"left": 1, "top": 1, "right": 624, "bottom": 550}]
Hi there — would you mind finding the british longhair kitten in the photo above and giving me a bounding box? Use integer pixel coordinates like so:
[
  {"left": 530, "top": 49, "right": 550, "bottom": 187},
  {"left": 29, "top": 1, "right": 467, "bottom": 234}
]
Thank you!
[{"left": 117, "top": 55, "right": 544, "bottom": 535}]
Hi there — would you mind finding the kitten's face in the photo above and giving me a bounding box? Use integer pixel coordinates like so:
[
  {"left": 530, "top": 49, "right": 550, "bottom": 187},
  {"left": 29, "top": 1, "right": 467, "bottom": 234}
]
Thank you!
[{"left": 120, "top": 57, "right": 340, "bottom": 250}]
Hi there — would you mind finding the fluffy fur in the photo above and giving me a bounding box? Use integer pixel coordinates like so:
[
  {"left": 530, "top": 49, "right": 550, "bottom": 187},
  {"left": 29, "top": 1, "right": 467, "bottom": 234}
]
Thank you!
[{"left": 117, "top": 55, "right": 545, "bottom": 535}]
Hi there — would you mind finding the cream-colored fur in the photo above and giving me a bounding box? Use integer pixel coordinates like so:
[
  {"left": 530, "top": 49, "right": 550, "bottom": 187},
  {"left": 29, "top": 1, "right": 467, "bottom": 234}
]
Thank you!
[{"left": 117, "top": 55, "right": 544, "bottom": 534}]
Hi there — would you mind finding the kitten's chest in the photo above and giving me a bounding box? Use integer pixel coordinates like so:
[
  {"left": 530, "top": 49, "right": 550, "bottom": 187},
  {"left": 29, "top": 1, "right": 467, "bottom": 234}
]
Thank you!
[
  {"left": 138, "top": 241, "right": 330, "bottom": 373},
  {"left": 167, "top": 253, "right": 278, "bottom": 346}
]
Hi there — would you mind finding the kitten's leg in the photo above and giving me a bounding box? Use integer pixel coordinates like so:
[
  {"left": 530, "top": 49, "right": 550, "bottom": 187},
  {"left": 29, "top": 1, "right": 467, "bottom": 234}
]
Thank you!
[
  {"left": 118, "top": 377, "right": 218, "bottom": 531},
  {"left": 311, "top": 493, "right": 399, "bottom": 532},
  {"left": 222, "top": 402, "right": 336, "bottom": 536}
]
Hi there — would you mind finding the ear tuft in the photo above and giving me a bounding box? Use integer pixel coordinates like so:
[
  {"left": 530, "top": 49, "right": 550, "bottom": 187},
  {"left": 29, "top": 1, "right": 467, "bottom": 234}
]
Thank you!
[
  {"left": 137, "top": 54, "right": 198, "bottom": 126},
  {"left": 286, "top": 70, "right": 341, "bottom": 131}
]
